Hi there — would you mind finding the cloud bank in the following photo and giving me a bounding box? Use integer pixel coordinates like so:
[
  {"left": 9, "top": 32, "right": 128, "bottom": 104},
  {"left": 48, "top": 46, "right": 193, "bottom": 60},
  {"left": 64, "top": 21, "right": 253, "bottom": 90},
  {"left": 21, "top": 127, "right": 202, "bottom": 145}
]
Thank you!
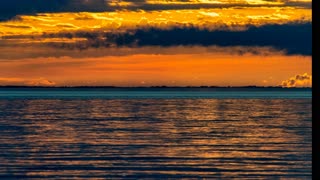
[
  {"left": 0, "top": 7, "right": 311, "bottom": 56},
  {"left": 29, "top": 23, "right": 312, "bottom": 56},
  {"left": 0, "top": 23, "right": 311, "bottom": 60},
  {"left": 281, "top": 73, "right": 312, "bottom": 87},
  {"left": 0, "top": 0, "right": 311, "bottom": 21}
]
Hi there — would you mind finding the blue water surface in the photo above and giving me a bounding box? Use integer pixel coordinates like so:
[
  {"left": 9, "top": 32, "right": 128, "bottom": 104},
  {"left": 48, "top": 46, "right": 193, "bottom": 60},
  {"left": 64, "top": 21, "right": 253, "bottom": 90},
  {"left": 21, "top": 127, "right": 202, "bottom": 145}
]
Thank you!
[{"left": 0, "top": 88, "right": 312, "bottom": 99}]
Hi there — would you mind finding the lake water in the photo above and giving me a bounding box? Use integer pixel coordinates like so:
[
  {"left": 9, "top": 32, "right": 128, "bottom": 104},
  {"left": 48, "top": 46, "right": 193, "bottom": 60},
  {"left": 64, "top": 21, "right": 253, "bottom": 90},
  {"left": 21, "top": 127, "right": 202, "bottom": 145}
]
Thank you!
[{"left": 0, "top": 88, "right": 312, "bottom": 178}]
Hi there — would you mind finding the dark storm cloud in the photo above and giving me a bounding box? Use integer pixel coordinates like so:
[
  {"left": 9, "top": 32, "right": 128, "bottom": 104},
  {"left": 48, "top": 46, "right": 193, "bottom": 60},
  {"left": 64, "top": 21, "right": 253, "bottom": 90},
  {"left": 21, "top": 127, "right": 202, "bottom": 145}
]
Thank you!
[
  {"left": 0, "top": 0, "right": 109, "bottom": 21},
  {"left": 0, "top": 0, "right": 65, "bottom": 21},
  {"left": 136, "top": 2, "right": 311, "bottom": 11},
  {"left": 39, "top": 23, "right": 311, "bottom": 55}
]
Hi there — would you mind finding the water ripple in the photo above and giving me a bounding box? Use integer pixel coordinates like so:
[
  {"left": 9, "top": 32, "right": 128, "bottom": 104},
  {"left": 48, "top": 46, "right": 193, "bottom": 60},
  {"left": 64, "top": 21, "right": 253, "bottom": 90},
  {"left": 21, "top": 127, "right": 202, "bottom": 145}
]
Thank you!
[{"left": 0, "top": 99, "right": 312, "bottom": 179}]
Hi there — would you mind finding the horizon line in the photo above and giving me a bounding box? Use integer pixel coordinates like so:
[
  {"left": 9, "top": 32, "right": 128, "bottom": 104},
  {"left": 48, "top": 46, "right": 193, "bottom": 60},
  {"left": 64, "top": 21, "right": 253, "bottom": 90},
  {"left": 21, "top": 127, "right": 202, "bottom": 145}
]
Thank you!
[{"left": 0, "top": 85, "right": 312, "bottom": 89}]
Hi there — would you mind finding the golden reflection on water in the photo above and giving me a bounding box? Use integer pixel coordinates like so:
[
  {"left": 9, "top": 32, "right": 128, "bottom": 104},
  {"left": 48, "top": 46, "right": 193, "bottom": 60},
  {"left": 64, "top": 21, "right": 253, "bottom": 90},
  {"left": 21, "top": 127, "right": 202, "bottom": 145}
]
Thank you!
[{"left": 0, "top": 99, "right": 311, "bottom": 178}]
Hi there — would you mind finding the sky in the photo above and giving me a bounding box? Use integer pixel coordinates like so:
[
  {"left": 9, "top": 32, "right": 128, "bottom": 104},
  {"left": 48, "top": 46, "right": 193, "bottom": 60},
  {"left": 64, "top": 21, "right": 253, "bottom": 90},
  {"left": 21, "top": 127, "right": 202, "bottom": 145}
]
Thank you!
[{"left": 0, "top": 0, "right": 312, "bottom": 87}]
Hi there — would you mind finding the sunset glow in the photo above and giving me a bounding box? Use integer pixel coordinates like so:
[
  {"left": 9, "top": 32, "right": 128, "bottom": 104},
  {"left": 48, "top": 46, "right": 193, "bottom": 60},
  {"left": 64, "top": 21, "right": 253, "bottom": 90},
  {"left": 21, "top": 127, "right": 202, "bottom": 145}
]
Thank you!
[
  {"left": 0, "top": 1, "right": 313, "bottom": 178},
  {"left": 0, "top": 0, "right": 312, "bottom": 87},
  {"left": 0, "top": 50, "right": 311, "bottom": 86},
  {"left": 0, "top": 8, "right": 311, "bottom": 36}
]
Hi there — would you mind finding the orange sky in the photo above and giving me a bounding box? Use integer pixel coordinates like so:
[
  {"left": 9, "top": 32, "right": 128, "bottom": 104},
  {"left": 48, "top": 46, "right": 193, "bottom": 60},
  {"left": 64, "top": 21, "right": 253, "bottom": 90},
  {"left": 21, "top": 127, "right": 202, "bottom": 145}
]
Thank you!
[
  {"left": 0, "top": 0, "right": 312, "bottom": 87},
  {"left": 0, "top": 50, "right": 311, "bottom": 86}
]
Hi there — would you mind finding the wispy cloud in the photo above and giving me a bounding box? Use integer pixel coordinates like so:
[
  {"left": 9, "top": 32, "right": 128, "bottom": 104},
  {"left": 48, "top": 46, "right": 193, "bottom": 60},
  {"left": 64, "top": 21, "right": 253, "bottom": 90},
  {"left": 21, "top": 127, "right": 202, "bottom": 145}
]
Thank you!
[
  {"left": 0, "top": 43, "right": 292, "bottom": 60},
  {"left": 0, "top": 8, "right": 311, "bottom": 36},
  {"left": 0, "top": 0, "right": 311, "bottom": 21}
]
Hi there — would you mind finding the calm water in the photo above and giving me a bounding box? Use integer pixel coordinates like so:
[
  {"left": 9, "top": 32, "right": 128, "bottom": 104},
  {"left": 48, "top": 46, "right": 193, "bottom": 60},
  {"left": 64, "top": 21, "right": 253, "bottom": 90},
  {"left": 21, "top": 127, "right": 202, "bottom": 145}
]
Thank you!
[
  {"left": 0, "top": 89, "right": 312, "bottom": 179},
  {"left": 0, "top": 88, "right": 312, "bottom": 99}
]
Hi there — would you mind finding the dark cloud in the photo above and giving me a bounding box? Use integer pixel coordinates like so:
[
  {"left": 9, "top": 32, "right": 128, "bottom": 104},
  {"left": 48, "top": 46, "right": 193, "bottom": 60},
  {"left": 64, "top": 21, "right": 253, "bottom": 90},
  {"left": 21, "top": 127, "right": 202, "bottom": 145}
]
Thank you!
[
  {"left": 40, "top": 23, "right": 311, "bottom": 55},
  {"left": 0, "top": 44, "right": 286, "bottom": 59},
  {"left": 135, "top": 2, "right": 311, "bottom": 11},
  {"left": 0, "top": 0, "right": 109, "bottom": 21},
  {"left": 0, "top": 0, "right": 66, "bottom": 21}
]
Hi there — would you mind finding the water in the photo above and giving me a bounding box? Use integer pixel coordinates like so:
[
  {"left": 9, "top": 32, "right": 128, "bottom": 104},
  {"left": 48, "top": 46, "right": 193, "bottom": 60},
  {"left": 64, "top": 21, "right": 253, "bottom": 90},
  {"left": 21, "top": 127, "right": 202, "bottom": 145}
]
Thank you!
[
  {"left": 0, "top": 87, "right": 312, "bottom": 99},
  {"left": 0, "top": 89, "right": 312, "bottom": 179}
]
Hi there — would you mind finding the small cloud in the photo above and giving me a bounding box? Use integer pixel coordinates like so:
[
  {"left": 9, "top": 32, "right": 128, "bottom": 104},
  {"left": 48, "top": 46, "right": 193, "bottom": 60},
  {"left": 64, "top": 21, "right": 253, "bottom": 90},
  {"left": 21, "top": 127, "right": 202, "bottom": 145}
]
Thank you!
[
  {"left": 199, "top": 11, "right": 219, "bottom": 17},
  {"left": 25, "top": 78, "right": 56, "bottom": 86},
  {"left": 0, "top": 77, "right": 56, "bottom": 86},
  {"left": 281, "top": 73, "right": 311, "bottom": 87}
]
